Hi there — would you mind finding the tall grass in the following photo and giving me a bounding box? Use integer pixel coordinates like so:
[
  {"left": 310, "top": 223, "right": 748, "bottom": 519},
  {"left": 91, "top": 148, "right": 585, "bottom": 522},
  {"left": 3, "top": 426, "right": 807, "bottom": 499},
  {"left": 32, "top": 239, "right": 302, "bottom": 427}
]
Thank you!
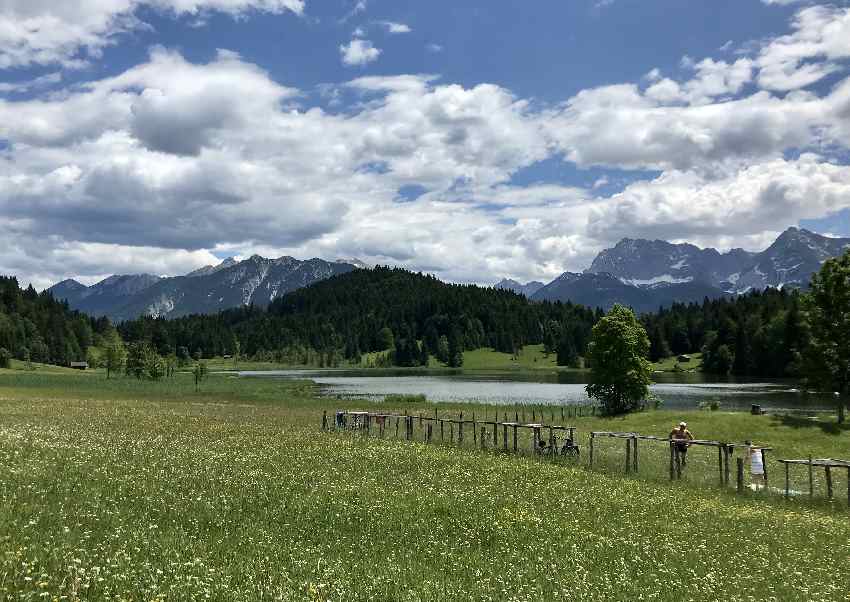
[{"left": 0, "top": 371, "right": 848, "bottom": 600}]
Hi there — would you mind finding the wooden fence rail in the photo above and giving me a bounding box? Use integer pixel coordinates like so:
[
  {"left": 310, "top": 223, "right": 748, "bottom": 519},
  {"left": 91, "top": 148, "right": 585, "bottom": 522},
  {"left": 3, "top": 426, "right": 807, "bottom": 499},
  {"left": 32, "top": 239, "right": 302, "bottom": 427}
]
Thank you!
[{"left": 323, "top": 410, "right": 848, "bottom": 508}]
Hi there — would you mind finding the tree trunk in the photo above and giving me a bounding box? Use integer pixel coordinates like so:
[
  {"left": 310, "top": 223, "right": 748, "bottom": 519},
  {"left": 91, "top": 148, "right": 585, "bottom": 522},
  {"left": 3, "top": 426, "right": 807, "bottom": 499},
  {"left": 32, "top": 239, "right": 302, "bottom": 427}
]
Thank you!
[{"left": 839, "top": 400, "right": 846, "bottom": 424}]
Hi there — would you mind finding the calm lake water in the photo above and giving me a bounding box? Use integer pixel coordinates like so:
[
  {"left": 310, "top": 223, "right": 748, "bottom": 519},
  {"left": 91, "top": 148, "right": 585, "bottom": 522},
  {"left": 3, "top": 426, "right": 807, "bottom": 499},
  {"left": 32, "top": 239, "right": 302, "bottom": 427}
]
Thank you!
[{"left": 239, "top": 369, "right": 835, "bottom": 411}]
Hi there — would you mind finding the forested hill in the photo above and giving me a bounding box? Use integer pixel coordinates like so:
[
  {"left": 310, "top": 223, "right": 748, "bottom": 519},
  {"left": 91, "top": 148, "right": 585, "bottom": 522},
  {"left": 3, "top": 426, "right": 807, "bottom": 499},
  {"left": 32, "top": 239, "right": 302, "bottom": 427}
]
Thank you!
[
  {"left": 641, "top": 287, "right": 809, "bottom": 378},
  {"left": 118, "top": 267, "right": 599, "bottom": 365},
  {"left": 0, "top": 276, "right": 108, "bottom": 366},
  {"left": 116, "top": 267, "right": 818, "bottom": 378}
]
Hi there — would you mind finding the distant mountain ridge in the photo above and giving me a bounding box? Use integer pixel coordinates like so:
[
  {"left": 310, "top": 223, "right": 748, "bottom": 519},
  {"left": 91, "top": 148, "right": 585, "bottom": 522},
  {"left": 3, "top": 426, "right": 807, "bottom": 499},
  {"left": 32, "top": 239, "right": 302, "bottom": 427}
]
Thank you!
[
  {"left": 515, "top": 227, "right": 850, "bottom": 313},
  {"left": 494, "top": 278, "right": 545, "bottom": 298},
  {"left": 50, "top": 256, "right": 364, "bottom": 322}
]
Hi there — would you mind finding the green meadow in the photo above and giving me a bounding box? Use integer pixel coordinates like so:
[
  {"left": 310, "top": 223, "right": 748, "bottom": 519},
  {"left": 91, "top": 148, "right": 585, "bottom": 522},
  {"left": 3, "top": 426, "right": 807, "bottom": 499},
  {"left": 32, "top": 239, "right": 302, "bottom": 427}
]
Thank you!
[{"left": 0, "top": 370, "right": 848, "bottom": 601}]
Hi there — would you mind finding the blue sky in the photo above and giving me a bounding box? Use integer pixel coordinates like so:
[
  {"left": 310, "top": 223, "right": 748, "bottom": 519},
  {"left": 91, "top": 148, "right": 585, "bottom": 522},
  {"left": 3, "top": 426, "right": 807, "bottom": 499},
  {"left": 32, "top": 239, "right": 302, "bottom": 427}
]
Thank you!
[{"left": 1, "top": 0, "right": 850, "bottom": 288}]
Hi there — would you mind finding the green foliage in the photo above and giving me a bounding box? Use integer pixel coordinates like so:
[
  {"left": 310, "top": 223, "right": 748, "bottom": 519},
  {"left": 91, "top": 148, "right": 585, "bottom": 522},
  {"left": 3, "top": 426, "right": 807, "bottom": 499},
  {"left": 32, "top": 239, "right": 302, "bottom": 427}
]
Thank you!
[
  {"left": 192, "top": 361, "right": 208, "bottom": 392},
  {"left": 0, "top": 276, "right": 105, "bottom": 368},
  {"left": 383, "top": 393, "right": 427, "bottom": 404},
  {"left": 585, "top": 304, "right": 652, "bottom": 415},
  {"left": 556, "top": 335, "right": 579, "bottom": 368},
  {"left": 803, "top": 249, "right": 850, "bottom": 423},
  {"left": 643, "top": 288, "right": 810, "bottom": 377},
  {"left": 145, "top": 353, "right": 166, "bottom": 381},
  {"left": 117, "top": 267, "right": 597, "bottom": 369},
  {"left": 103, "top": 330, "right": 127, "bottom": 379},
  {"left": 0, "top": 347, "right": 10, "bottom": 369},
  {"left": 378, "top": 327, "right": 395, "bottom": 351}
]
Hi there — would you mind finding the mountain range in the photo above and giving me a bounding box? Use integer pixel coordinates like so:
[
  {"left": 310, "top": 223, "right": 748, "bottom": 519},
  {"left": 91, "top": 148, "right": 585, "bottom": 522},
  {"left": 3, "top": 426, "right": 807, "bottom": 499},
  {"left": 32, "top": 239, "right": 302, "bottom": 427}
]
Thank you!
[
  {"left": 50, "top": 256, "right": 363, "bottom": 322},
  {"left": 49, "top": 227, "right": 849, "bottom": 321},
  {"left": 525, "top": 227, "right": 850, "bottom": 312}
]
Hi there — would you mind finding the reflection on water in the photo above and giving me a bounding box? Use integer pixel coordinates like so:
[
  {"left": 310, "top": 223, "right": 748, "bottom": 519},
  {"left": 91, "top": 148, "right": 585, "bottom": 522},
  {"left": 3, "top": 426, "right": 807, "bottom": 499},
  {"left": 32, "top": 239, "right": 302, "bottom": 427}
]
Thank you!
[{"left": 239, "top": 369, "right": 833, "bottom": 410}]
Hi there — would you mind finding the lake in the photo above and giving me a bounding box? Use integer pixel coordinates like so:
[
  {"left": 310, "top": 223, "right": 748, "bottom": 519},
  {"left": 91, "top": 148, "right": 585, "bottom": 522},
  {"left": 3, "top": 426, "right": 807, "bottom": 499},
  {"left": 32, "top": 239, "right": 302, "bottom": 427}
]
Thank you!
[{"left": 238, "top": 369, "right": 836, "bottom": 411}]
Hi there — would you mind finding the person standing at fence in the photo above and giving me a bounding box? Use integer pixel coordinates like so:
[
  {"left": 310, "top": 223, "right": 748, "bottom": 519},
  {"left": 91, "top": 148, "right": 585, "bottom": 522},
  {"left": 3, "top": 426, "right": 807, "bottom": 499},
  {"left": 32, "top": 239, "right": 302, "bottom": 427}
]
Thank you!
[
  {"left": 749, "top": 444, "right": 766, "bottom": 490},
  {"left": 670, "top": 422, "right": 694, "bottom": 466}
]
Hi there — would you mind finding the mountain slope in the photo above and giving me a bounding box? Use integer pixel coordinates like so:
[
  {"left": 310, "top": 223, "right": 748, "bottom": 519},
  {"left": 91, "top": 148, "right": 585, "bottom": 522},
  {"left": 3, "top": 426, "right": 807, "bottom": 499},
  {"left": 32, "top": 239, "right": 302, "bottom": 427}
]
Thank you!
[
  {"left": 531, "top": 227, "right": 850, "bottom": 312},
  {"left": 494, "top": 278, "right": 545, "bottom": 298},
  {"left": 49, "top": 256, "right": 362, "bottom": 322}
]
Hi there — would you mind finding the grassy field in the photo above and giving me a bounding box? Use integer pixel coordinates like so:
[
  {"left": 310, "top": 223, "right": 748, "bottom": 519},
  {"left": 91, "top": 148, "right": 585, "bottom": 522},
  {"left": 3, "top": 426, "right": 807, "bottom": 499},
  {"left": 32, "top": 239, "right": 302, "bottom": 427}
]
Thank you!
[
  {"left": 651, "top": 352, "right": 704, "bottom": 373},
  {"left": 0, "top": 370, "right": 848, "bottom": 600},
  {"left": 202, "top": 344, "right": 574, "bottom": 373}
]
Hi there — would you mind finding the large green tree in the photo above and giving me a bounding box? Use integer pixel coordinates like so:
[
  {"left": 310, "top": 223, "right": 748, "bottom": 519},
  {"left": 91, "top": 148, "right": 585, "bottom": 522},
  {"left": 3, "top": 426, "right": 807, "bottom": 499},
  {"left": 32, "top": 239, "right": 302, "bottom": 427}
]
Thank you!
[
  {"left": 803, "top": 250, "right": 850, "bottom": 423},
  {"left": 585, "top": 304, "right": 652, "bottom": 415}
]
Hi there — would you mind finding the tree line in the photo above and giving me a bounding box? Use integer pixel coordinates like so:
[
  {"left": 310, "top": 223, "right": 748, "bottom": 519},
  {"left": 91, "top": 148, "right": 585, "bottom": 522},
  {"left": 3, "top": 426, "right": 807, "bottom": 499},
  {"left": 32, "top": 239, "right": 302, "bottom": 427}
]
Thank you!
[
  {"left": 117, "top": 267, "right": 599, "bottom": 367},
  {"left": 0, "top": 276, "right": 112, "bottom": 368}
]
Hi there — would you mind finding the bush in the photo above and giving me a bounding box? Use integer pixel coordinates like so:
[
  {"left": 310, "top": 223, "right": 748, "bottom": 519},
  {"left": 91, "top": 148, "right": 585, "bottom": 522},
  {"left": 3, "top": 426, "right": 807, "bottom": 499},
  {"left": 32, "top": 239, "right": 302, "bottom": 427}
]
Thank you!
[
  {"left": 384, "top": 394, "right": 427, "bottom": 404},
  {"left": 0, "top": 347, "right": 11, "bottom": 368}
]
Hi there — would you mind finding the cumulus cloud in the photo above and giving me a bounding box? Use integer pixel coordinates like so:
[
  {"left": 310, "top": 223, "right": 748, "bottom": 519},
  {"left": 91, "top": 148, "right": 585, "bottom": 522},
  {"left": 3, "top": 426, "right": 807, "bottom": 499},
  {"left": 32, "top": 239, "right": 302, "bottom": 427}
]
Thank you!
[
  {"left": 379, "top": 21, "right": 411, "bottom": 34},
  {"left": 757, "top": 6, "right": 850, "bottom": 90},
  {"left": 587, "top": 155, "right": 850, "bottom": 243},
  {"left": 340, "top": 38, "right": 381, "bottom": 66},
  {"left": 4, "top": 5, "right": 850, "bottom": 289},
  {"left": 0, "top": 0, "right": 305, "bottom": 69}
]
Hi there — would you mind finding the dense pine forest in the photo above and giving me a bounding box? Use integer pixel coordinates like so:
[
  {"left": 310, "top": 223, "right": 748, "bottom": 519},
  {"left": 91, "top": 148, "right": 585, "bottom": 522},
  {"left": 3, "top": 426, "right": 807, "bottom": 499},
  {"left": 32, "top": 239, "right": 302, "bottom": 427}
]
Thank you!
[
  {"left": 0, "top": 276, "right": 109, "bottom": 366},
  {"left": 115, "top": 267, "right": 813, "bottom": 378},
  {"left": 118, "top": 267, "right": 599, "bottom": 367},
  {"left": 0, "top": 268, "right": 820, "bottom": 378},
  {"left": 640, "top": 288, "right": 808, "bottom": 377}
]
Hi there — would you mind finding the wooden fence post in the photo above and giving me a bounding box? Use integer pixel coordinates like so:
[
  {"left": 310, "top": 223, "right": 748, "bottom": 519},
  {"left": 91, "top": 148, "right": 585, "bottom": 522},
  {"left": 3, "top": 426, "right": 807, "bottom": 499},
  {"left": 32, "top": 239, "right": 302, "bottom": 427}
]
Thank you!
[
  {"left": 480, "top": 426, "right": 486, "bottom": 449},
  {"left": 669, "top": 443, "right": 675, "bottom": 481},
  {"left": 513, "top": 425, "right": 518, "bottom": 453},
  {"left": 493, "top": 422, "right": 498, "bottom": 446},
  {"left": 717, "top": 446, "right": 724, "bottom": 486},
  {"left": 459, "top": 416, "right": 464, "bottom": 444},
  {"left": 367, "top": 415, "right": 371, "bottom": 437},
  {"left": 625, "top": 437, "right": 631, "bottom": 474},
  {"left": 533, "top": 427, "right": 540, "bottom": 454},
  {"left": 724, "top": 446, "right": 731, "bottom": 485},
  {"left": 473, "top": 413, "right": 477, "bottom": 445},
  {"left": 737, "top": 458, "right": 744, "bottom": 493},
  {"left": 589, "top": 433, "right": 595, "bottom": 468},
  {"left": 440, "top": 419, "right": 444, "bottom": 441},
  {"left": 785, "top": 462, "right": 790, "bottom": 498},
  {"left": 808, "top": 455, "right": 814, "bottom": 499},
  {"left": 761, "top": 449, "right": 769, "bottom": 486},
  {"left": 632, "top": 436, "right": 639, "bottom": 472},
  {"left": 427, "top": 424, "right": 432, "bottom": 443},
  {"left": 825, "top": 466, "right": 833, "bottom": 500},
  {"left": 322, "top": 410, "right": 327, "bottom": 431},
  {"left": 450, "top": 421, "right": 454, "bottom": 444},
  {"left": 395, "top": 416, "right": 399, "bottom": 438},
  {"left": 503, "top": 424, "right": 508, "bottom": 451},
  {"left": 845, "top": 466, "right": 850, "bottom": 508}
]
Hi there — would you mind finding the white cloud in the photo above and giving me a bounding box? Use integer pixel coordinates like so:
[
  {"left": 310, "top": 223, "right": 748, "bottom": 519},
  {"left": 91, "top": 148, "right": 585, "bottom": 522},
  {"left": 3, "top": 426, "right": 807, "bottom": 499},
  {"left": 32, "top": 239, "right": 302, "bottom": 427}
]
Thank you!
[
  {"left": 757, "top": 6, "right": 850, "bottom": 90},
  {"left": 0, "top": 0, "right": 305, "bottom": 69},
  {"left": 340, "top": 38, "right": 381, "bottom": 66},
  {"left": 587, "top": 155, "right": 850, "bottom": 243},
  {"left": 4, "top": 6, "right": 850, "bottom": 289},
  {"left": 379, "top": 21, "right": 411, "bottom": 34}
]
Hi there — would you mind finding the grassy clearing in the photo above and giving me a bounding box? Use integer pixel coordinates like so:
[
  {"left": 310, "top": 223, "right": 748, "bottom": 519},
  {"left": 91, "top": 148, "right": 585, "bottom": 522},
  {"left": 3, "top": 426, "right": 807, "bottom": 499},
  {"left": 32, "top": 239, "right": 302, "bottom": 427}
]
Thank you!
[
  {"left": 458, "top": 344, "right": 566, "bottom": 371},
  {"left": 651, "top": 352, "right": 704, "bottom": 373},
  {"left": 0, "top": 371, "right": 848, "bottom": 600}
]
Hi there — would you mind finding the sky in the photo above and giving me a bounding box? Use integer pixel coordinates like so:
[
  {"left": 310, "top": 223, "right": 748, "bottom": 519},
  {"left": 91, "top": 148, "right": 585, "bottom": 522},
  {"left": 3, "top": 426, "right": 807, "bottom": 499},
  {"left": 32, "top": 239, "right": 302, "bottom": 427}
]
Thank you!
[{"left": 2, "top": 0, "right": 850, "bottom": 289}]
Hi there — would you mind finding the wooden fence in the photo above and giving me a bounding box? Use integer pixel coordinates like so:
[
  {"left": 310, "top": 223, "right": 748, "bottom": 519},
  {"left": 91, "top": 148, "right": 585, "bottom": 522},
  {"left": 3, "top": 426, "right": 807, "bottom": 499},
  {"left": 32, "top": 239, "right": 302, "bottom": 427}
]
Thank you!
[{"left": 323, "top": 410, "right": 849, "bottom": 508}]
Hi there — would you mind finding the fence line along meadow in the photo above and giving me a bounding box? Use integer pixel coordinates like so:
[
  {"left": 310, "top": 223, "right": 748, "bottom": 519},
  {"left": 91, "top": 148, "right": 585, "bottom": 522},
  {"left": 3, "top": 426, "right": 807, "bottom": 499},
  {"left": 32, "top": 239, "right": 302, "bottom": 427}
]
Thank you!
[{"left": 324, "top": 409, "right": 850, "bottom": 509}]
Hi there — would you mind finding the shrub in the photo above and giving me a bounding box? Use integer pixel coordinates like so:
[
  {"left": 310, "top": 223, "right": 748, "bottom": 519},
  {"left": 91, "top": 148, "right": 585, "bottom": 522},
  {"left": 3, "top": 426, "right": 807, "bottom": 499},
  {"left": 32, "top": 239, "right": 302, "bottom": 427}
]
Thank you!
[
  {"left": 0, "top": 347, "right": 11, "bottom": 369},
  {"left": 384, "top": 394, "right": 427, "bottom": 404}
]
